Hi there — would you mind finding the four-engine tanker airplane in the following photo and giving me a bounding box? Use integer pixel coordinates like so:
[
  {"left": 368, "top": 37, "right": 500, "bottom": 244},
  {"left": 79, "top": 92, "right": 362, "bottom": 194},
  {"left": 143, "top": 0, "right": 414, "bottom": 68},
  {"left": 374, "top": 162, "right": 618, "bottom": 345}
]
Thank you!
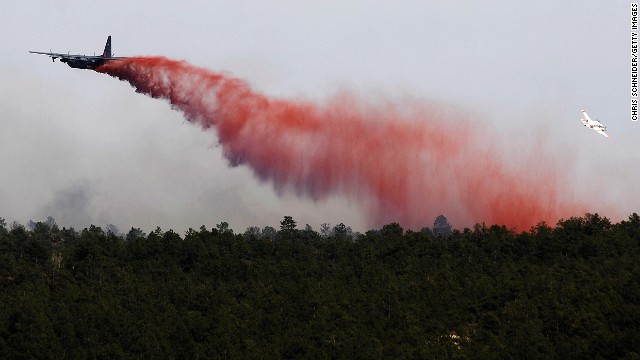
[
  {"left": 580, "top": 109, "right": 610, "bottom": 138},
  {"left": 29, "top": 36, "right": 127, "bottom": 69}
]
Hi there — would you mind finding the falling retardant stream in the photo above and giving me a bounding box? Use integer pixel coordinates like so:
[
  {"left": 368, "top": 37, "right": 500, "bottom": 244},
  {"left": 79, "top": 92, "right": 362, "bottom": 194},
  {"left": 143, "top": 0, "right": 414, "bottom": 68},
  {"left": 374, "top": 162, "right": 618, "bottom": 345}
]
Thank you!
[{"left": 96, "top": 57, "right": 587, "bottom": 230}]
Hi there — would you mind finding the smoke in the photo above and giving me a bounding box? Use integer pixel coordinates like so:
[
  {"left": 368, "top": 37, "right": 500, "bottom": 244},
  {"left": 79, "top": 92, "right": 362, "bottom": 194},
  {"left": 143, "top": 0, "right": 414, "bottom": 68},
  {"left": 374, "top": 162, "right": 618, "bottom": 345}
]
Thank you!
[
  {"left": 39, "top": 183, "right": 93, "bottom": 229},
  {"left": 96, "top": 57, "right": 586, "bottom": 230}
]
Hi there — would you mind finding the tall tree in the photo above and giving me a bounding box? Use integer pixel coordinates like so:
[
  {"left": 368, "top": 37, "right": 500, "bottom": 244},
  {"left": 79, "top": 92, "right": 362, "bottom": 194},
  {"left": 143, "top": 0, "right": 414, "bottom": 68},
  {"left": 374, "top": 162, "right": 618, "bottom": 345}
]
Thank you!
[
  {"left": 279, "top": 216, "right": 298, "bottom": 239},
  {"left": 433, "top": 215, "right": 453, "bottom": 237}
]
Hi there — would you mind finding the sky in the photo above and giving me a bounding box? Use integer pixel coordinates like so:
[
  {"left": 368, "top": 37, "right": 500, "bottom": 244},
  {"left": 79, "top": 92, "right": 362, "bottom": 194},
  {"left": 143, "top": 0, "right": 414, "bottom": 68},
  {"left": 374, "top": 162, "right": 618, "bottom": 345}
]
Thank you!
[{"left": 0, "top": 1, "right": 634, "bottom": 234}]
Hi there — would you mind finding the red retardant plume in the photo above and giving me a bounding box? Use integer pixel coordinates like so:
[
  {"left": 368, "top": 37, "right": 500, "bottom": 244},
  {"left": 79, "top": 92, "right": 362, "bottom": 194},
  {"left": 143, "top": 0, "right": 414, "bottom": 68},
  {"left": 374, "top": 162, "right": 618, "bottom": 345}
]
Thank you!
[{"left": 96, "top": 57, "right": 584, "bottom": 230}]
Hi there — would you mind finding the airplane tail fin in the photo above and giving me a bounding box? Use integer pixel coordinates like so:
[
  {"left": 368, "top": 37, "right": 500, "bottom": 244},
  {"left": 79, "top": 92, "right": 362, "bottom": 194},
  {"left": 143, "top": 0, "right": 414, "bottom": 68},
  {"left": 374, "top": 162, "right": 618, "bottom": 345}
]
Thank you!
[{"left": 102, "top": 36, "right": 112, "bottom": 58}]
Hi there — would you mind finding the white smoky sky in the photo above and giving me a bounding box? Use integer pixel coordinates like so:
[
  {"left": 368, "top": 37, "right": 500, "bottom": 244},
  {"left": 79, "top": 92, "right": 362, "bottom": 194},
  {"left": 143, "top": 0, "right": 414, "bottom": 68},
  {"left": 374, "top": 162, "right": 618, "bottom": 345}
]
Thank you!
[{"left": 0, "top": 1, "right": 635, "bottom": 233}]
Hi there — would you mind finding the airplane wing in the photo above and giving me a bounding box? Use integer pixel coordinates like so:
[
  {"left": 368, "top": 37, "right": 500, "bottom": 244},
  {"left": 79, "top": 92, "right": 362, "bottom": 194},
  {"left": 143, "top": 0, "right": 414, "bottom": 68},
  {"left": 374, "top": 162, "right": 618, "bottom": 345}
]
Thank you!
[
  {"left": 30, "top": 51, "right": 127, "bottom": 60},
  {"left": 595, "top": 128, "right": 610, "bottom": 138},
  {"left": 581, "top": 109, "right": 593, "bottom": 123},
  {"left": 29, "top": 51, "right": 95, "bottom": 61},
  {"left": 29, "top": 51, "right": 68, "bottom": 60}
]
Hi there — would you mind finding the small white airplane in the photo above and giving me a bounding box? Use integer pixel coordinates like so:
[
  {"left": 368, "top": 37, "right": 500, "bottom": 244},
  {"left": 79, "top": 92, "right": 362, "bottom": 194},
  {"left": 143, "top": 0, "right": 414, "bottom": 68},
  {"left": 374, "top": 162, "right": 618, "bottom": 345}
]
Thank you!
[{"left": 580, "top": 109, "right": 610, "bottom": 138}]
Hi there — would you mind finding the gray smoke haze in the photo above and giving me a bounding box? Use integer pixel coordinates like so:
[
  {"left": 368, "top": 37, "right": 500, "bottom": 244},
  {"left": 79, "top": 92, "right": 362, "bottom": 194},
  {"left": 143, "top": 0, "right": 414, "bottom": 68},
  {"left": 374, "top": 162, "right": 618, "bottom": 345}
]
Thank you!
[{"left": 38, "top": 183, "right": 93, "bottom": 228}]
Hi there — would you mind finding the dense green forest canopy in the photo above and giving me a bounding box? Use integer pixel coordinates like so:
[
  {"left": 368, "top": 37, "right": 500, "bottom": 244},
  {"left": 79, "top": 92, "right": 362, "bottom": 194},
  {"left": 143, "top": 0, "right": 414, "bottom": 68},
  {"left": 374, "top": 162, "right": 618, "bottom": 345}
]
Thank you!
[{"left": 1, "top": 213, "right": 639, "bottom": 359}]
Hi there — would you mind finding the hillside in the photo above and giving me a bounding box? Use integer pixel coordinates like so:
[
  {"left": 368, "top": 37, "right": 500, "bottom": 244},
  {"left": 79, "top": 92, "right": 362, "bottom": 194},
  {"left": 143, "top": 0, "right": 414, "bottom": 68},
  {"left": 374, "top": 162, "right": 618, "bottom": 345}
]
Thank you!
[{"left": 0, "top": 214, "right": 639, "bottom": 358}]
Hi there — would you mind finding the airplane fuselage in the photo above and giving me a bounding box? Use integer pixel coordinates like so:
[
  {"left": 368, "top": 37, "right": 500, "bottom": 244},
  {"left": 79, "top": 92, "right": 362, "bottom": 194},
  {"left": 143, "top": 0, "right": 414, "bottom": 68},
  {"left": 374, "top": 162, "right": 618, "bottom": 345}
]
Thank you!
[{"left": 59, "top": 57, "right": 109, "bottom": 69}]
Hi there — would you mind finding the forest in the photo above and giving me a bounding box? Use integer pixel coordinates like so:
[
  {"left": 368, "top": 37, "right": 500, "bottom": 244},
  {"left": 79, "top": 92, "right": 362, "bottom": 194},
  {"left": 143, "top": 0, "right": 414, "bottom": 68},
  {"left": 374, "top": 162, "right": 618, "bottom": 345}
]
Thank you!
[{"left": 0, "top": 213, "right": 639, "bottom": 359}]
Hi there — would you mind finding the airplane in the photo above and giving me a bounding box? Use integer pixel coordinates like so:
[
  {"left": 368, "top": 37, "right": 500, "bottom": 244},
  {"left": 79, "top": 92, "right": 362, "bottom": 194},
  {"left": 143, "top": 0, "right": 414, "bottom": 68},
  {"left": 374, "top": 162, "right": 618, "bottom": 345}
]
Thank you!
[
  {"left": 29, "top": 36, "right": 127, "bottom": 69},
  {"left": 580, "top": 109, "right": 610, "bottom": 138}
]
